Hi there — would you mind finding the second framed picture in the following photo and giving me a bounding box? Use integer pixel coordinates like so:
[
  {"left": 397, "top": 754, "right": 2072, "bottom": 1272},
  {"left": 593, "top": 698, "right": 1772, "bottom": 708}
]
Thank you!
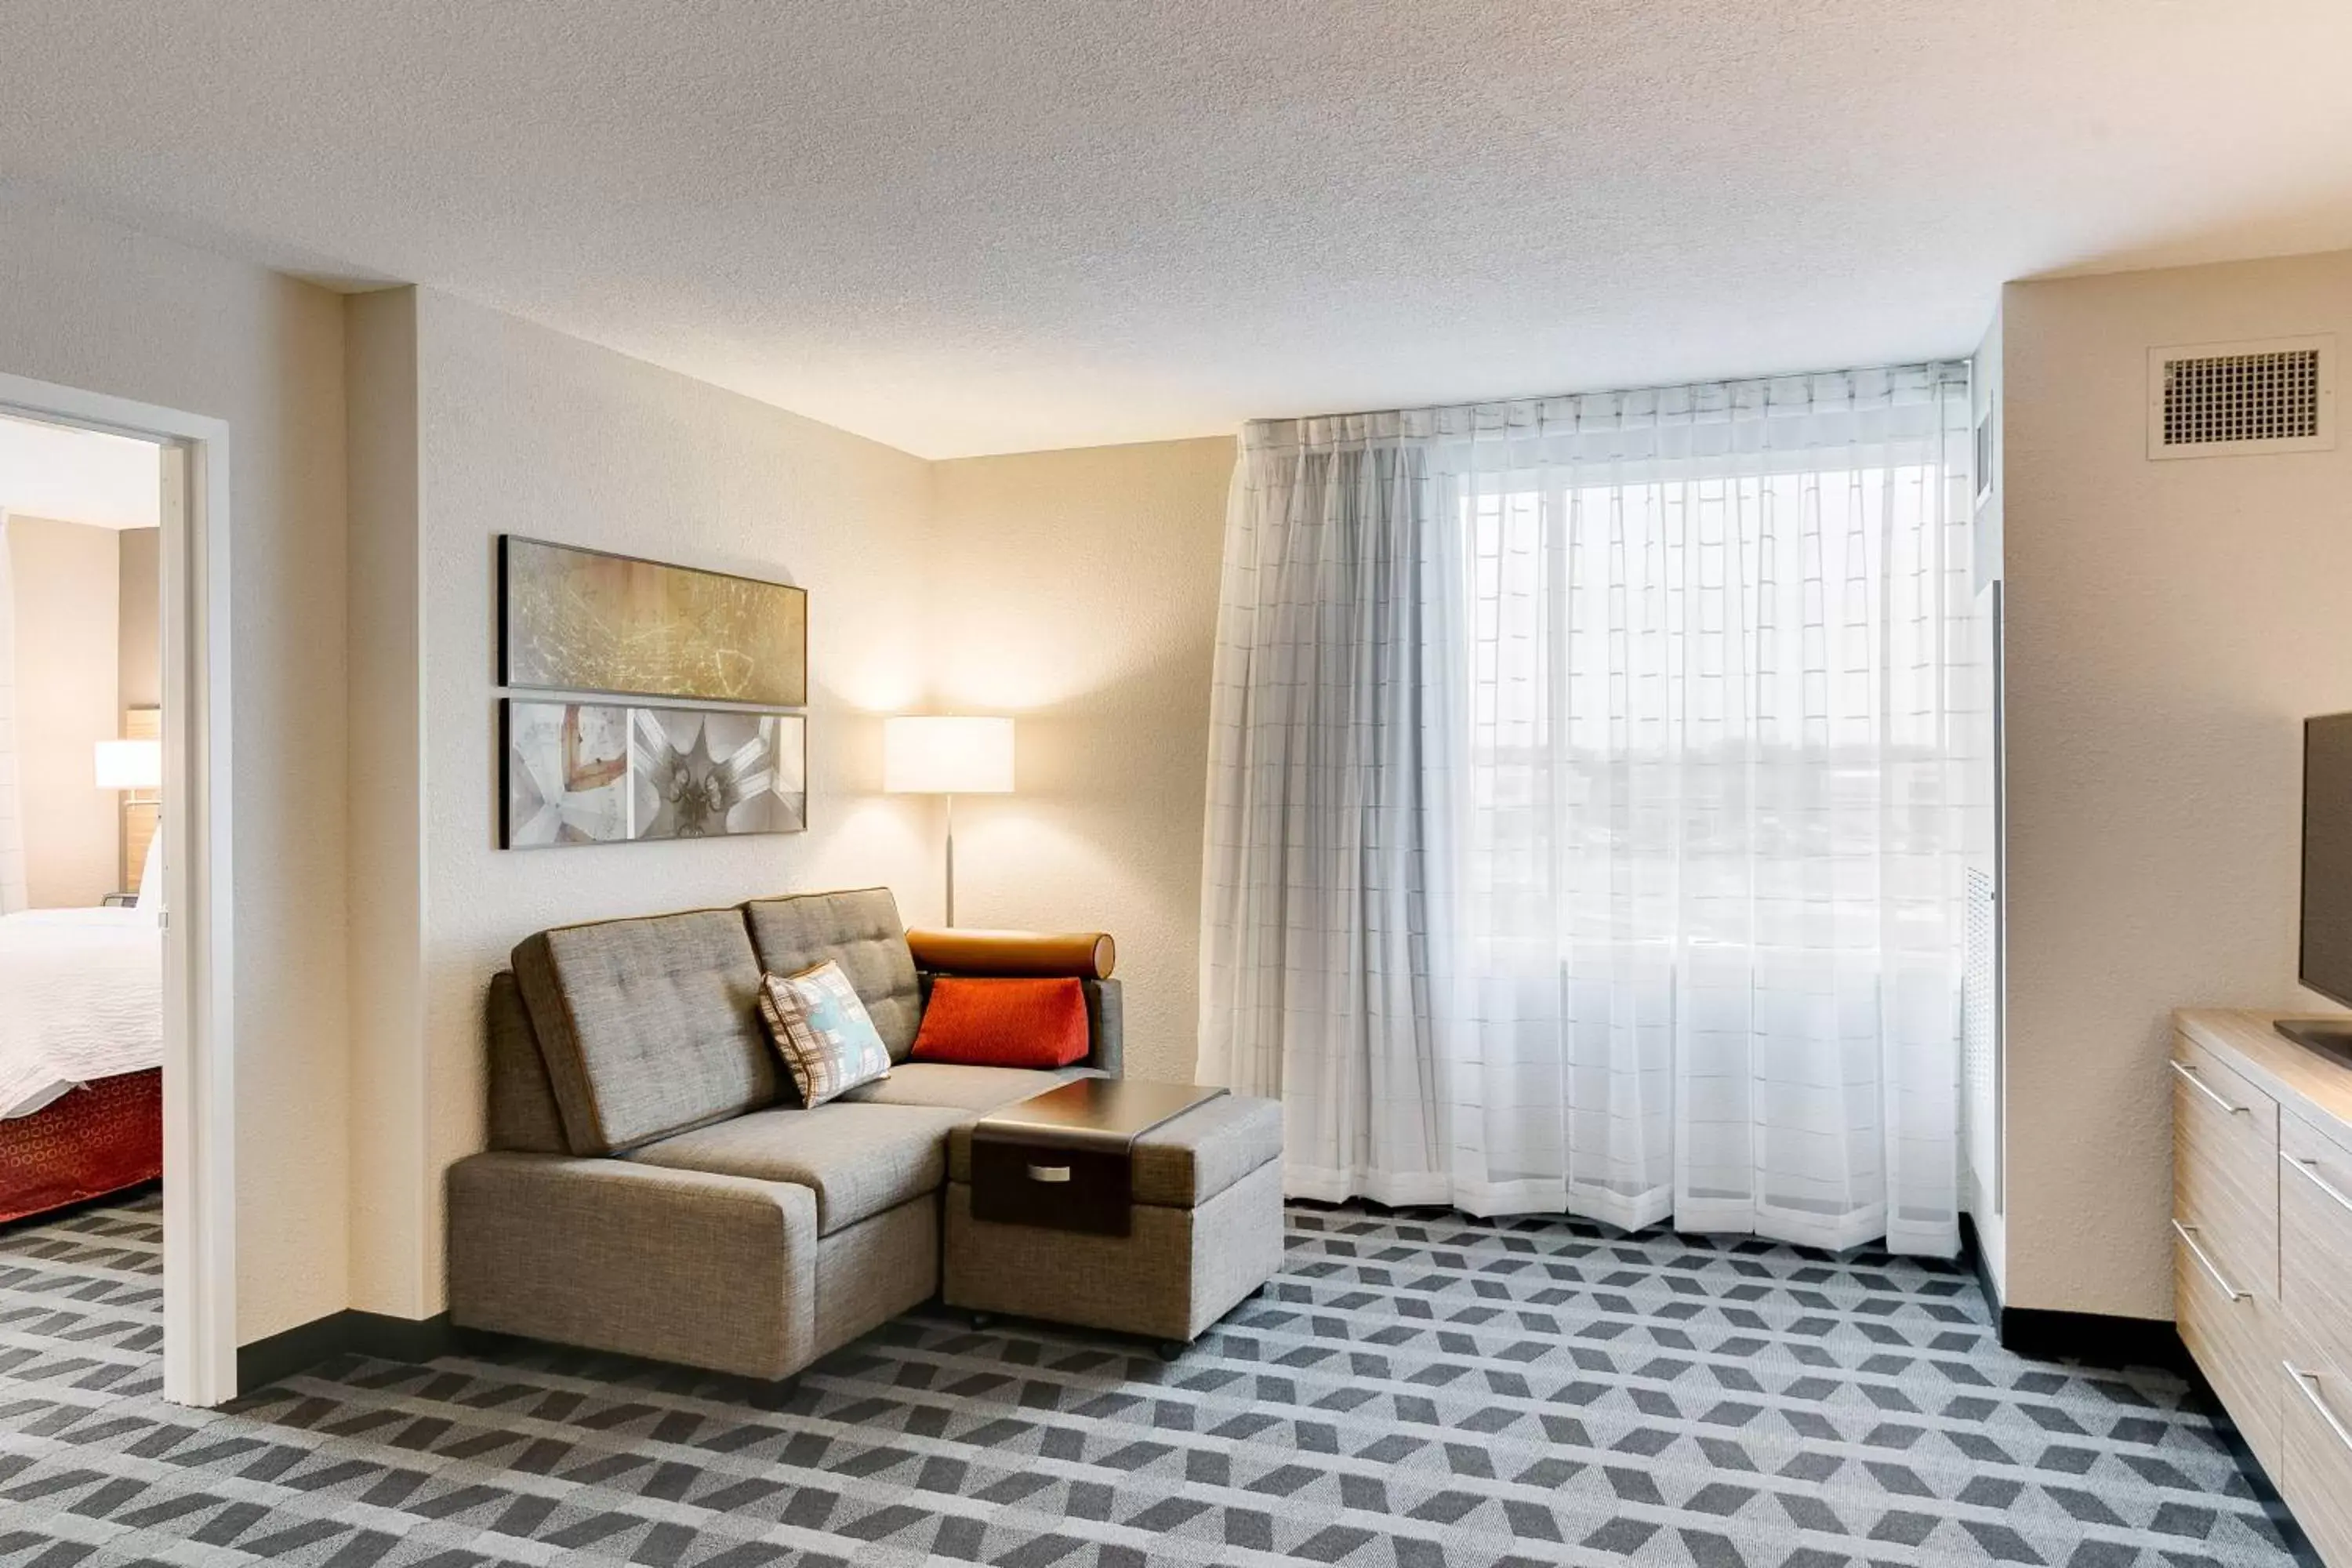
[{"left": 503, "top": 700, "right": 807, "bottom": 848}]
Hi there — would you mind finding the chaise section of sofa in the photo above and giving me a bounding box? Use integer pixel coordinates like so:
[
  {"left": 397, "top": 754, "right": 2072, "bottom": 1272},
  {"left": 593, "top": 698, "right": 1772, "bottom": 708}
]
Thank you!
[
  {"left": 446, "top": 887, "right": 1123, "bottom": 1383},
  {"left": 448, "top": 1152, "right": 818, "bottom": 1379}
]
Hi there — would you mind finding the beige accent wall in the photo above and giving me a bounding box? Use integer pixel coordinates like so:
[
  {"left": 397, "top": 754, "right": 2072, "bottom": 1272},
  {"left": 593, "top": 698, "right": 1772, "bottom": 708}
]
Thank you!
[
  {"left": 2000, "top": 249, "right": 2352, "bottom": 1323},
  {"left": 7, "top": 514, "right": 120, "bottom": 907},
  {"left": 339, "top": 287, "right": 943, "bottom": 1318},
  {"left": 118, "top": 526, "right": 161, "bottom": 891},
  {"left": 928, "top": 438, "right": 1235, "bottom": 1084},
  {"left": 0, "top": 187, "right": 351, "bottom": 1342},
  {"left": 118, "top": 526, "right": 159, "bottom": 710}
]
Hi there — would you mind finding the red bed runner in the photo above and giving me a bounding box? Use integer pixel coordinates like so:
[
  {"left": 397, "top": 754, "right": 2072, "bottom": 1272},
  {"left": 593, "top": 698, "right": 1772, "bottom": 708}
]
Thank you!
[{"left": 0, "top": 1069, "right": 162, "bottom": 1225}]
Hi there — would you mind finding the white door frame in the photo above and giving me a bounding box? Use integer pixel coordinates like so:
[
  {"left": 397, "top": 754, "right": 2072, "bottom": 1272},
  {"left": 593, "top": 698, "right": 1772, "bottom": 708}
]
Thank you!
[{"left": 0, "top": 370, "right": 236, "bottom": 1406}]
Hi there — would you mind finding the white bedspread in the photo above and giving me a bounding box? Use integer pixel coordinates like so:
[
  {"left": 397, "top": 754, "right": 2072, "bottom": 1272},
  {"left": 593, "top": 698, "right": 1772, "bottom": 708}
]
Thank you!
[{"left": 0, "top": 908, "right": 164, "bottom": 1119}]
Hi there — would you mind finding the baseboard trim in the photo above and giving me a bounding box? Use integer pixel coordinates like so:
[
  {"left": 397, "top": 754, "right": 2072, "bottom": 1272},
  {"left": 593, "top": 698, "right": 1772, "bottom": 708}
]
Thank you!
[
  {"left": 1957, "top": 1211, "right": 2003, "bottom": 1326},
  {"left": 236, "top": 1309, "right": 452, "bottom": 1395},
  {"left": 1992, "top": 1304, "right": 2189, "bottom": 1370},
  {"left": 234, "top": 1311, "right": 351, "bottom": 1394},
  {"left": 1958, "top": 1213, "right": 2190, "bottom": 1370},
  {"left": 347, "top": 1308, "right": 453, "bottom": 1365}
]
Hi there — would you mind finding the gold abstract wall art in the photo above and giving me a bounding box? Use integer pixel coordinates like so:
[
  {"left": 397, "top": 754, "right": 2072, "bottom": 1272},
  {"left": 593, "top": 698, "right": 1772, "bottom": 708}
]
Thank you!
[{"left": 500, "top": 536, "right": 808, "bottom": 706}]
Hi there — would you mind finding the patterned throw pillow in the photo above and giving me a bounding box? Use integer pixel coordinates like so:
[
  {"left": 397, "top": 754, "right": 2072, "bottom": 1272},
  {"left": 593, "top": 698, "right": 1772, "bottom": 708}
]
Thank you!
[{"left": 756, "top": 960, "right": 893, "bottom": 1108}]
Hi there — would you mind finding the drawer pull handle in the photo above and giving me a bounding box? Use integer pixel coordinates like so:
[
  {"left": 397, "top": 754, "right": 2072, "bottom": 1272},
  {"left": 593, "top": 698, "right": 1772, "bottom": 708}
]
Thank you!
[
  {"left": 2288, "top": 1364, "right": 2352, "bottom": 1456},
  {"left": 2172, "top": 1220, "right": 2249, "bottom": 1301},
  {"left": 2171, "top": 1059, "right": 2250, "bottom": 1116},
  {"left": 2283, "top": 1152, "right": 2352, "bottom": 1216},
  {"left": 1026, "top": 1163, "right": 1073, "bottom": 1184}
]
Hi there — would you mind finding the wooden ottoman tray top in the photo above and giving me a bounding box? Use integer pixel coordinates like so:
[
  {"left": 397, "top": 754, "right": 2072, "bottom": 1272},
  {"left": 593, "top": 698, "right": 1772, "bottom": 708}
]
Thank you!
[{"left": 969, "top": 1078, "right": 1225, "bottom": 1236}]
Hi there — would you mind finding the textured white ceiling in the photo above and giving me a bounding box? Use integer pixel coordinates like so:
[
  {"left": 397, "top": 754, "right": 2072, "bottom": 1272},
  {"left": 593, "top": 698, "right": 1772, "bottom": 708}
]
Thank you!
[{"left": 3, "top": 1, "right": 2350, "bottom": 458}]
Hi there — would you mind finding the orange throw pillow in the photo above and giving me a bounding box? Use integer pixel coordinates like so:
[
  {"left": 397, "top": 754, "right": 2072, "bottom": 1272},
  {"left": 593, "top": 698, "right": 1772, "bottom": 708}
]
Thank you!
[{"left": 910, "top": 977, "right": 1089, "bottom": 1069}]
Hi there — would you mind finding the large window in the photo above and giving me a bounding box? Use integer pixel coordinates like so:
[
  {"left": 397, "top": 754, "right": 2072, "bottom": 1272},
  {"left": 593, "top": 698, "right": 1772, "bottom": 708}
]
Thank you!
[{"left": 1201, "top": 364, "right": 1982, "bottom": 1253}]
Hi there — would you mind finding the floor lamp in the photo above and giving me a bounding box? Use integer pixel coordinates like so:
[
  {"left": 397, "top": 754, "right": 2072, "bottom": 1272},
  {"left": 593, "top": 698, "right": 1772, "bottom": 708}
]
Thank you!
[{"left": 883, "top": 716, "right": 1013, "bottom": 927}]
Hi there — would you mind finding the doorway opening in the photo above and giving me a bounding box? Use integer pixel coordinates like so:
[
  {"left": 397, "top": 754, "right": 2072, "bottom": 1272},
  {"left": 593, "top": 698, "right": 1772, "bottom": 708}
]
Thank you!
[{"left": 0, "top": 373, "right": 235, "bottom": 1406}]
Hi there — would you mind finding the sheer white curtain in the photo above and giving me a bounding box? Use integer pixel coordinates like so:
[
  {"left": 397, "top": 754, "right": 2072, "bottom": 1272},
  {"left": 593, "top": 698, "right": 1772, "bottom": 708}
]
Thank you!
[
  {"left": 1196, "top": 432, "right": 1456, "bottom": 1204},
  {"left": 1200, "top": 365, "right": 1977, "bottom": 1255},
  {"left": 0, "top": 512, "right": 25, "bottom": 915}
]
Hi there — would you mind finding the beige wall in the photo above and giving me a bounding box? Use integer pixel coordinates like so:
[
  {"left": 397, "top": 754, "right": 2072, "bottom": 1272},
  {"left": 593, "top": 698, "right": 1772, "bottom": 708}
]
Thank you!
[
  {"left": 929, "top": 438, "right": 1234, "bottom": 1084},
  {"left": 343, "top": 289, "right": 428, "bottom": 1316},
  {"left": 0, "top": 188, "right": 351, "bottom": 1342},
  {"left": 339, "top": 288, "right": 944, "bottom": 1317},
  {"left": 2001, "top": 249, "right": 2352, "bottom": 1322},
  {"left": 119, "top": 526, "right": 159, "bottom": 711},
  {"left": 7, "top": 514, "right": 119, "bottom": 907}
]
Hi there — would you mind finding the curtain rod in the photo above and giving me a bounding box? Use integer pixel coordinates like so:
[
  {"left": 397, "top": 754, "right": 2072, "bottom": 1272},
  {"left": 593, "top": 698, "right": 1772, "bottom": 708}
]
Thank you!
[{"left": 1243, "top": 358, "right": 1972, "bottom": 430}]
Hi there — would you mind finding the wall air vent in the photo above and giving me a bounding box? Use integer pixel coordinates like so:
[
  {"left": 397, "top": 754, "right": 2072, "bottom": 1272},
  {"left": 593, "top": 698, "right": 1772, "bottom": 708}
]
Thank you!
[{"left": 2148, "top": 336, "right": 2336, "bottom": 459}]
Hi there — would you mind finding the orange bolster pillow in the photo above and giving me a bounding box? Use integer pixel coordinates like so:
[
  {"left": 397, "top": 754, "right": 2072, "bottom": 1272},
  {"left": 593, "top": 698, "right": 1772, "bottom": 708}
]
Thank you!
[{"left": 906, "top": 927, "right": 1116, "bottom": 980}]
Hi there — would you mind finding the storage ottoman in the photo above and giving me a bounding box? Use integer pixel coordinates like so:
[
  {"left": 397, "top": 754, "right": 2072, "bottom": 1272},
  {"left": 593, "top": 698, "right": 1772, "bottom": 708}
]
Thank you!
[{"left": 943, "top": 1091, "right": 1284, "bottom": 1346}]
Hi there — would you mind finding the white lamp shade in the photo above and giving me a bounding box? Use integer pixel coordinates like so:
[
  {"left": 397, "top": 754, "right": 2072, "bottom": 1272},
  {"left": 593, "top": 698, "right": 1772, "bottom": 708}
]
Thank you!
[
  {"left": 883, "top": 716, "right": 1014, "bottom": 794},
  {"left": 94, "top": 738, "right": 162, "bottom": 791}
]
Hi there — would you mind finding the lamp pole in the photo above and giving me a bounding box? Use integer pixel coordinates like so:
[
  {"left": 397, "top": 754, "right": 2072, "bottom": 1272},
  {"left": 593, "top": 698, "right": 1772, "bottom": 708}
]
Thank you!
[{"left": 882, "top": 715, "right": 1009, "bottom": 928}]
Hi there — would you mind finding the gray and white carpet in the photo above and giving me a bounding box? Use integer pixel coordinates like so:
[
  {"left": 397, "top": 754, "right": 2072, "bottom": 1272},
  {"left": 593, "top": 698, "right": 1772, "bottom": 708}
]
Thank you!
[{"left": 0, "top": 1190, "right": 2301, "bottom": 1567}]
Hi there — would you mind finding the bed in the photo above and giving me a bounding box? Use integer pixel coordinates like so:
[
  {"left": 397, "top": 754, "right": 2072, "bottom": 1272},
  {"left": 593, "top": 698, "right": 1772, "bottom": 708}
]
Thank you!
[{"left": 0, "top": 907, "right": 165, "bottom": 1225}]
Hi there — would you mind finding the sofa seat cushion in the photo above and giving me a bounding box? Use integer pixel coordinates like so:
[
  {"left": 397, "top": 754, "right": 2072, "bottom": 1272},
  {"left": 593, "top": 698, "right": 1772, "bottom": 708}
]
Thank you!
[
  {"left": 513, "top": 909, "right": 778, "bottom": 1156},
  {"left": 947, "top": 1092, "right": 1283, "bottom": 1208},
  {"left": 626, "top": 1102, "right": 967, "bottom": 1234},
  {"left": 744, "top": 889, "right": 924, "bottom": 1062},
  {"left": 840, "top": 1062, "right": 1096, "bottom": 1115}
]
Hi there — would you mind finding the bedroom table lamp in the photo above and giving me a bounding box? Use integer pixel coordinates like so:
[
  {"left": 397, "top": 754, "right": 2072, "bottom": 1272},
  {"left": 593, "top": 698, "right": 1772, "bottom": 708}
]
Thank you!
[
  {"left": 93, "top": 739, "right": 162, "bottom": 797},
  {"left": 884, "top": 716, "right": 1013, "bottom": 926}
]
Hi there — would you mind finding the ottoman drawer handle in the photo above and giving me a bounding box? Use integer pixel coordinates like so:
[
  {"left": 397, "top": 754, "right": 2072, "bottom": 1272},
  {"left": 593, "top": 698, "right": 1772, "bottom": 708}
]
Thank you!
[{"left": 1026, "top": 1163, "right": 1073, "bottom": 1184}]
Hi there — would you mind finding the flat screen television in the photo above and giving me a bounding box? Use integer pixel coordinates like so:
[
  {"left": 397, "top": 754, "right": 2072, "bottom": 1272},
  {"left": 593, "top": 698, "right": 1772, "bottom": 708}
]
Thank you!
[{"left": 2283, "top": 713, "right": 2352, "bottom": 1062}]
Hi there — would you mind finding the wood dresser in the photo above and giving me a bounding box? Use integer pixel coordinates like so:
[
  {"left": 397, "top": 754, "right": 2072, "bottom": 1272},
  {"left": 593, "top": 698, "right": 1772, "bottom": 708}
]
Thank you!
[{"left": 2175, "top": 1008, "right": 2352, "bottom": 1562}]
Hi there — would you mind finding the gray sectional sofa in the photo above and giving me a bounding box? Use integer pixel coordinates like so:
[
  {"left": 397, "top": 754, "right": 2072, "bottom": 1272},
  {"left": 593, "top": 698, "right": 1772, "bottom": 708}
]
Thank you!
[{"left": 446, "top": 887, "right": 1123, "bottom": 1382}]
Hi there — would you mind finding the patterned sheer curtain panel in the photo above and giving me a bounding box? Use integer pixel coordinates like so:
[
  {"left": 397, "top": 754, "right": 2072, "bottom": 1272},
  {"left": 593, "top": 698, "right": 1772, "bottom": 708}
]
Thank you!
[
  {"left": 1199, "top": 364, "right": 1982, "bottom": 1255},
  {"left": 0, "top": 512, "right": 25, "bottom": 915},
  {"left": 1196, "top": 429, "right": 1456, "bottom": 1203}
]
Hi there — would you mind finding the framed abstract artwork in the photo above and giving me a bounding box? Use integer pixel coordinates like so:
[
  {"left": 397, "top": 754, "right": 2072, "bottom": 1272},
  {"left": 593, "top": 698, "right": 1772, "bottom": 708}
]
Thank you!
[
  {"left": 503, "top": 700, "right": 808, "bottom": 848},
  {"left": 500, "top": 536, "right": 808, "bottom": 707}
]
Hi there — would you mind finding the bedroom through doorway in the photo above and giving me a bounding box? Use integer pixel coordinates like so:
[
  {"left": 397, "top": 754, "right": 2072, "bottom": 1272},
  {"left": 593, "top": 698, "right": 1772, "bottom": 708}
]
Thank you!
[
  {"left": 0, "top": 412, "right": 167, "bottom": 1229},
  {"left": 0, "top": 377, "right": 234, "bottom": 1406}
]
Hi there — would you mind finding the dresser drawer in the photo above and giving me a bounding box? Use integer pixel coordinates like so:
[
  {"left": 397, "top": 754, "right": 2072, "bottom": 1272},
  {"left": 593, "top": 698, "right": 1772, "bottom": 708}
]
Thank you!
[
  {"left": 2281, "top": 1115, "right": 2352, "bottom": 1377},
  {"left": 2281, "top": 1329, "right": 2352, "bottom": 1568},
  {"left": 2173, "top": 1035, "right": 2281, "bottom": 1298},
  {"left": 2177, "top": 1217, "right": 2281, "bottom": 1477}
]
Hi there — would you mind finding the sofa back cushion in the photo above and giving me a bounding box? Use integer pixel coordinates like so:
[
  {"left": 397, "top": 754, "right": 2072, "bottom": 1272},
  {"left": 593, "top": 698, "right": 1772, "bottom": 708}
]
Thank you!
[
  {"left": 485, "top": 970, "right": 568, "bottom": 1153},
  {"left": 742, "top": 888, "right": 924, "bottom": 1062},
  {"left": 512, "top": 908, "right": 778, "bottom": 1154}
]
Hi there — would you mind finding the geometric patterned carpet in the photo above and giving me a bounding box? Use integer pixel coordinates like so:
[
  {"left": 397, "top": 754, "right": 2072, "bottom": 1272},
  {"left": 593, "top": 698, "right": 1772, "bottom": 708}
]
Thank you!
[{"left": 0, "top": 1190, "right": 2302, "bottom": 1568}]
